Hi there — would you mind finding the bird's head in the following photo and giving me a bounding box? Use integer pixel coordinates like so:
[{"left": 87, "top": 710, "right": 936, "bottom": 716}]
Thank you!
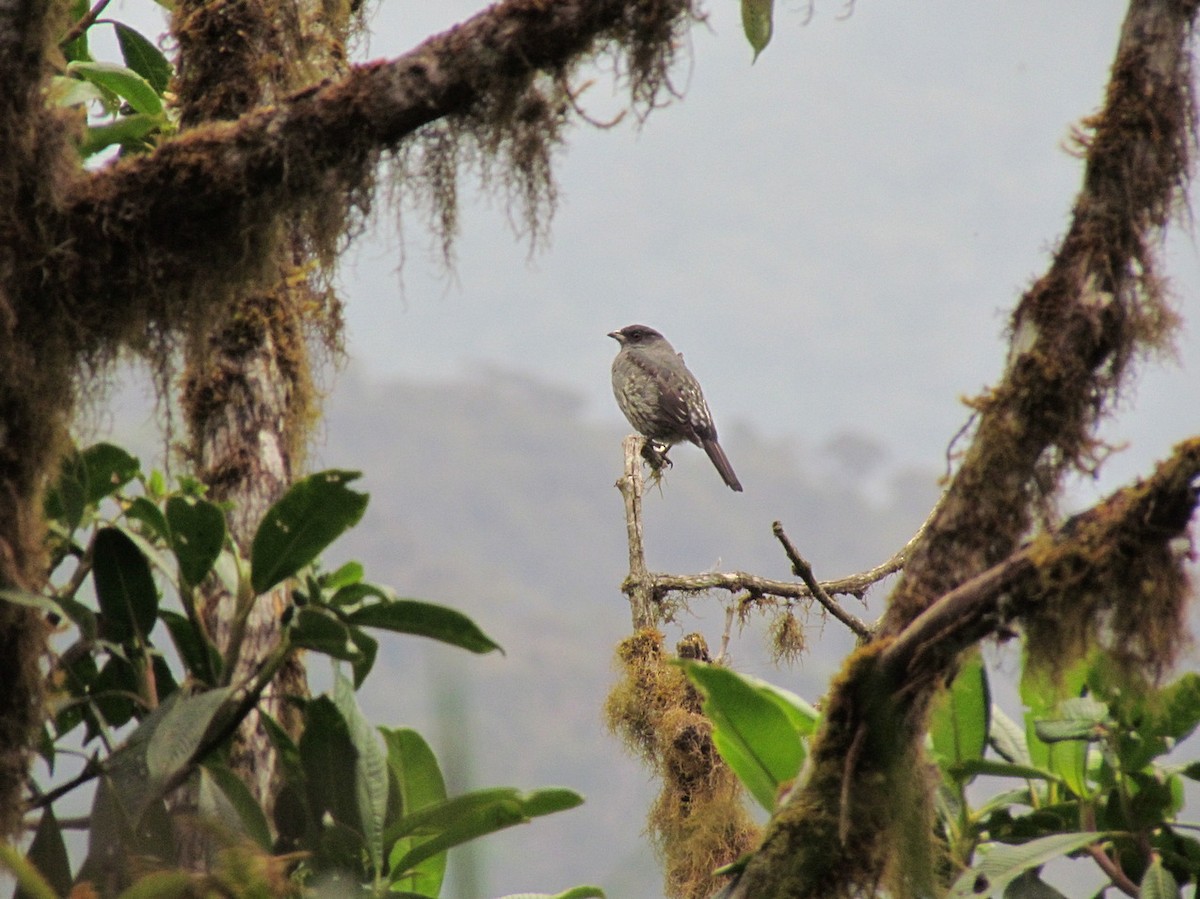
[{"left": 608, "top": 324, "right": 664, "bottom": 347}]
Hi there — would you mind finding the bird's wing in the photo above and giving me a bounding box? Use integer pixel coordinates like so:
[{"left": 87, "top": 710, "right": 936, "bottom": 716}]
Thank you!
[{"left": 655, "top": 360, "right": 716, "bottom": 443}]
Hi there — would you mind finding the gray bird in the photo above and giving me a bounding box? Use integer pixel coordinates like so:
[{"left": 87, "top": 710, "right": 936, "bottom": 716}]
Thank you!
[{"left": 608, "top": 324, "right": 743, "bottom": 492}]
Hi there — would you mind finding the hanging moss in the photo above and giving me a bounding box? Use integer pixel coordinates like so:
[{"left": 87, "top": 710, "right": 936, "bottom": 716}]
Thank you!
[
  {"left": 1022, "top": 438, "right": 1200, "bottom": 683},
  {"left": 606, "top": 630, "right": 760, "bottom": 899}
]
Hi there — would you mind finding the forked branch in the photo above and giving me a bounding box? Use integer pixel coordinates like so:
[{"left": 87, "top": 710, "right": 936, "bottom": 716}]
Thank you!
[{"left": 615, "top": 436, "right": 934, "bottom": 640}]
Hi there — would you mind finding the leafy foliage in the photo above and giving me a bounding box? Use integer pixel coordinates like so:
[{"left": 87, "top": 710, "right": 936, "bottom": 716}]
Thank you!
[
  {"left": 0, "top": 444, "right": 592, "bottom": 898},
  {"left": 686, "top": 650, "right": 1200, "bottom": 897},
  {"left": 51, "top": 9, "right": 176, "bottom": 158}
]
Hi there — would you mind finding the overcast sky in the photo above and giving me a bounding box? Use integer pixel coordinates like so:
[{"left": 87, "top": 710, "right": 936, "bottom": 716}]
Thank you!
[{"left": 324, "top": 0, "right": 1198, "bottom": 497}]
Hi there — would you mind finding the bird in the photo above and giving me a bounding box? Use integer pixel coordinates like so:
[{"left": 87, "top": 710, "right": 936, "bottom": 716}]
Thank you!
[{"left": 608, "top": 324, "right": 743, "bottom": 492}]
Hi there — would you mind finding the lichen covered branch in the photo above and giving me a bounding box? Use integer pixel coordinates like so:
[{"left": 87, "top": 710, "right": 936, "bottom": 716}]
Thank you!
[
  {"left": 883, "top": 0, "right": 1199, "bottom": 635},
  {"left": 55, "top": 0, "right": 699, "bottom": 358},
  {"left": 729, "top": 437, "right": 1200, "bottom": 899}
]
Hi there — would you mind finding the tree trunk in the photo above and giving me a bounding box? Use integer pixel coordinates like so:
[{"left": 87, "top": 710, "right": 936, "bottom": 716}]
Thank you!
[{"left": 170, "top": 0, "right": 354, "bottom": 854}]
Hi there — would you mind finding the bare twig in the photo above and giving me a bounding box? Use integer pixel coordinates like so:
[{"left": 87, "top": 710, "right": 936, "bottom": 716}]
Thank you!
[
  {"left": 616, "top": 435, "right": 655, "bottom": 629},
  {"left": 615, "top": 438, "right": 948, "bottom": 639},
  {"left": 23, "top": 757, "right": 102, "bottom": 813},
  {"left": 715, "top": 604, "right": 737, "bottom": 663},
  {"left": 615, "top": 440, "right": 944, "bottom": 637},
  {"left": 58, "top": 0, "right": 113, "bottom": 48},
  {"left": 558, "top": 76, "right": 627, "bottom": 129},
  {"left": 1086, "top": 843, "right": 1139, "bottom": 897},
  {"left": 773, "top": 522, "right": 872, "bottom": 641}
]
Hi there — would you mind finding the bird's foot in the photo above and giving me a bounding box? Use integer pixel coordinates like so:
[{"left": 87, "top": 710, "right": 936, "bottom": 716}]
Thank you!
[{"left": 640, "top": 440, "right": 673, "bottom": 477}]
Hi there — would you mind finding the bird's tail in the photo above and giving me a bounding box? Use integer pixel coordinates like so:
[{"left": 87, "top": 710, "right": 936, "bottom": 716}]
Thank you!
[{"left": 702, "top": 439, "right": 743, "bottom": 492}]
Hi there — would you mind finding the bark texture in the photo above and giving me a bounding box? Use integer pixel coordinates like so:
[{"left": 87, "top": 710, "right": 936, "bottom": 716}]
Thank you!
[{"left": 171, "top": 0, "right": 353, "bottom": 842}]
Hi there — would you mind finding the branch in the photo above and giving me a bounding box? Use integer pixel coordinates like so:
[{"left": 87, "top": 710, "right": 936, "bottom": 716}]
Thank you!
[
  {"left": 1086, "top": 843, "right": 1140, "bottom": 898},
  {"left": 58, "top": 0, "right": 112, "bottom": 48},
  {"left": 617, "top": 435, "right": 655, "bottom": 629},
  {"left": 772, "top": 522, "right": 872, "bottom": 640},
  {"left": 881, "top": 437, "right": 1200, "bottom": 688},
  {"left": 728, "top": 437, "right": 1200, "bottom": 898},
  {"left": 58, "top": 0, "right": 698, "bottom": 344},
  {"left": 881, "top": 0, "right": 1200, "bottom": 636},
  {"left": 615, "top": 437, "right": 932, "bottom": 638}
]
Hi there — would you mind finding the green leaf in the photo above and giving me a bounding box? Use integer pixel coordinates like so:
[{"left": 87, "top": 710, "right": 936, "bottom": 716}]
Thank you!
[
  {"left": 323, "top": 560, "right": 365, "bottom": 590},
  {"left": 679, "top": 661, "right": 806, "bottom": 811},
  {"left": 199, "top": 761, "right": 273, "bottom": 850},
  {"left": 289, "top": 607, "right": 358, "bottom": 661},
  {"left": 56, "top": 594, "right": 99, "bottom": 641},
  {"left": 741, "top": 0, "right": 774, "bottom": 61},
  {"left": 387, "top": 788, "right": 583, "bottom": 877},
  {"left": 145, "top": 688, "right": 232, "bottom": 782},
  {"left": 49, "top": 74, "right": 105, "bottom": 107},
  {"left": 1150, "top": 674, "right": 1200, "bottom": 741},
  {"left": 1034, "top": 696, "right": 1110, "bottom": 743},
  {"left": 81, "top": 689, "right": 232, "bottom": 880},
  {"left": 347, "top": 626, "right": 378, "bottom": 688},
  {"left": 261, "top": 712, "right": 304, "bottom": 788},
  {"left": 92, "top": 526, "right": 159, "bottom": 644},
  {"left": 1001, "top": 869, "right": 1069, "bottom": 898},
  {"left": 332, "top": 670, "right": 389, "bottom": 871},
  {"left": 78, "top": 113, "right": 162, "bottom": 158},
  {"left": 0, "top": 842, "right": 60, "bottom": 899},
  {"left": 166, "top": 495, "right": 226, "bottom": 586},
  {"left": 46, "top": 443, "right": 140, "bottom": 530},
  {"left": 930, "top": 652, "right": 990, "bottom": 778},
  {"left": 300, "top": 697, "right": 361, "bottom": 838},
  {"left": 90, "top": 654, "right": 139, "bottom": 730},
  {"left": 951, "top": 758, "right": 1062, "bottom": 784},
  {"left": 1022, "top": 658, "right": 1093, "bottom": 799},
  {"left": 382, "top": 727, "right": 448, "bottom": 894},
  {"left": 159, "top": 609, "right": 221, "bottom": 685},
  {"left": 124, "top": 496, "right": 169, "bottom": 540},
  {"left": 991, "top": 705, "right": 1032, "bottom": 766},
  {"left": 1139, "top": 858, "right": 1180, "bottom": 899},
  {"left": 68, "top": 61, "right": 163, "bottom": 115},
  {"left": 948, "top": 832, "right": 1110, "bottom": 898},
  {"left": 330, "top": 580, "right": 390, "bottom": 608},
  {"left": 250, "top": 470, "right": 368, "bottom": 595},
  {"left": 0, "top": 588, "right": 63, "bottom": 617},
  {"left": 347, "top": 599, "right": 502, "bottom": 654},
  {"left": 62, "top": 0, "right": 91, "bottom": 62},
  {"left": 114, "top": 24, "right": 172, "bottom": 94},
  {"left": 116, "top": 870, "right": 194, "bottom": 899},
  {"left": 20, "top": 808, "right": 73, "bottom": 898}
]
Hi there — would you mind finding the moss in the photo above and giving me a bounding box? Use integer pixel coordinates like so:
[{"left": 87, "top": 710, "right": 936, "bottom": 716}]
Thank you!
[
  {"left": 606, "top": 630, "right": 760, "bottom": 899},
  {"left": 1022, "top": 438, "right": 1200, "bottom": 683},
  {"left": 736, "top": 640, "right": 940, "bottom": 899},
  {"left": 882, "top": 5, "right": 1194, "bottom": 638},
  {"left": 769, "top": 609, "right": 806, "bottom": 664}
]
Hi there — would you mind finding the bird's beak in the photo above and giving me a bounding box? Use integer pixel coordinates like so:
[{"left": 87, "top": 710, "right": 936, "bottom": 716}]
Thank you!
[{"left": 607, "top": 330, "right": 623, "bottom": 343}]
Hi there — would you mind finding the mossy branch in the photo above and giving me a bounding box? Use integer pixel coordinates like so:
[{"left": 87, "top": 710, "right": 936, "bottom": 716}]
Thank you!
[
  {"left": 55, "top": 0, "right": 698, "bottom": 353},
  {"left": 726, "top": 437, "right": 1200, "bottom": 899},
  {"left": 882, "top": 0, "right": 1199, "bottom": 636}
]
